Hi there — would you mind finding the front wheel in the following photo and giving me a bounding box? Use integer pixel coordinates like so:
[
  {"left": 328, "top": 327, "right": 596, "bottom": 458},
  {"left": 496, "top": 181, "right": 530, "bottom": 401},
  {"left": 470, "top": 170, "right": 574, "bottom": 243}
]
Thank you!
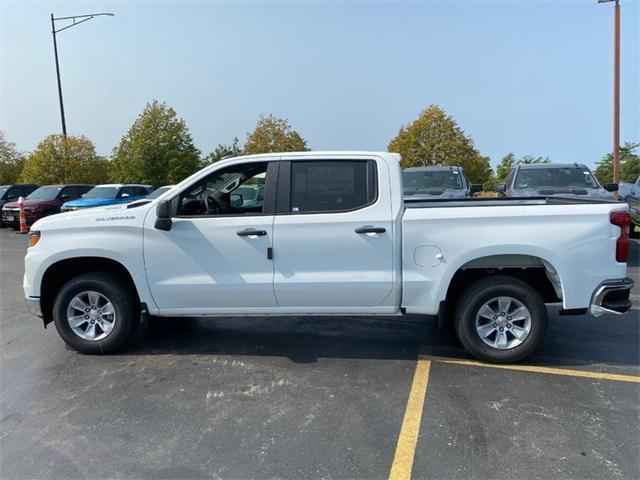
[
  {"left": 53, "top": 272, "right": 139, "bottom": 354},
  {"left": 454, "top": 275, "right": 548, "bottom": 363}
]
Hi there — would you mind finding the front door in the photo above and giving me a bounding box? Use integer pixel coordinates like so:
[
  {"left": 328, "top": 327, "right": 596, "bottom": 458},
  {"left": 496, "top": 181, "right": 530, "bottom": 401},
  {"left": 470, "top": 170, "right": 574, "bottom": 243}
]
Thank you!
[{"left": 143, "top": 161, "right": 278, "bottom": 314}]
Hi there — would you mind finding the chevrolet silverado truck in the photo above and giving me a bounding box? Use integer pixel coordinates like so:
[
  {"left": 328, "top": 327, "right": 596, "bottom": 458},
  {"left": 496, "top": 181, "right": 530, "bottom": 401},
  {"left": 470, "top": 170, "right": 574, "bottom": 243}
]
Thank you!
[{"left": 24, "top": 152, "right": 634, "bottom": 362}]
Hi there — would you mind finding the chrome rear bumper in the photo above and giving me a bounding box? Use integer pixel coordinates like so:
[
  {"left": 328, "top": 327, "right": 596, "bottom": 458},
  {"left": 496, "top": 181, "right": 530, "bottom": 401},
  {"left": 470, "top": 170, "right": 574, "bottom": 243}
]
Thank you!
[{"left": 590, "top": 278, "right": 634, "bottom": 317}]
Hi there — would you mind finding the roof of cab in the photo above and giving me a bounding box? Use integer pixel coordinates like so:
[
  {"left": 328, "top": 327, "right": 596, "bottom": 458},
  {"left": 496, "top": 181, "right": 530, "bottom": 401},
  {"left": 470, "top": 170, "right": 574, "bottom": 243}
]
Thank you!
[{"left": 221, "top": 151, "right": 399, "bottom": 161}]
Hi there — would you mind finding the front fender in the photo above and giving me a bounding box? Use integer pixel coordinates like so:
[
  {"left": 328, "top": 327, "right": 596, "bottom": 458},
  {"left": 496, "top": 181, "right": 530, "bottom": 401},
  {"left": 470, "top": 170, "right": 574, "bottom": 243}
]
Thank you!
[{"left": 23, "top": 221, "right": 157, "bottom": 312}]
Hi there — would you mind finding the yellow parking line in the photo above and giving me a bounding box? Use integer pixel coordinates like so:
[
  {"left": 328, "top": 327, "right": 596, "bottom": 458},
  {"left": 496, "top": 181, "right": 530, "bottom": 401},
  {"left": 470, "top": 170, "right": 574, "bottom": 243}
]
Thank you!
[
  {"left": 388, "top": 353, "right": 638, "bottom": 480},
  {"left": 388, "top": 357, "right": 431, "bottom": 480},
  {"left": 425, "top": 355, "right": 640, "bottom": 384}
]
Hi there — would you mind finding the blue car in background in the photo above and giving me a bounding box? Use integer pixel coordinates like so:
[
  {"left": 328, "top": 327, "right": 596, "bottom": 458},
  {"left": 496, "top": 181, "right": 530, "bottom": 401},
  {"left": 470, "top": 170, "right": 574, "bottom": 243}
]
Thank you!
[{"left": 61, "top": 184, "right": 153, "bottom": 212}]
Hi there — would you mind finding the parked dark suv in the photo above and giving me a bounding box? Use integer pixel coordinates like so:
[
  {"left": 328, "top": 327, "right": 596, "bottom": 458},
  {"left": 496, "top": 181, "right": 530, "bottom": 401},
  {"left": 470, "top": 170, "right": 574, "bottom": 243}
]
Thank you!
[
  {"left": 0, "top": 184, "right": 39, "bottom": 226},
  {"left": 495, "top": 163, "right": 618, "bottom": 199},
  {"left": 1, "top": 184, "right": 93, "bottom": 229},
  {"left": 402, "top": 166, "right": 481, "bottom": 199}
]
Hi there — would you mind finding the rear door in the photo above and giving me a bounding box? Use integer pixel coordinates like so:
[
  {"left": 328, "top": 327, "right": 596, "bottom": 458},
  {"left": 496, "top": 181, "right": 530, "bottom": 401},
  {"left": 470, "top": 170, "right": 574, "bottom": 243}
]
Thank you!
[{"left": 272, "top": 158, "right": 395, "bottom": 309}]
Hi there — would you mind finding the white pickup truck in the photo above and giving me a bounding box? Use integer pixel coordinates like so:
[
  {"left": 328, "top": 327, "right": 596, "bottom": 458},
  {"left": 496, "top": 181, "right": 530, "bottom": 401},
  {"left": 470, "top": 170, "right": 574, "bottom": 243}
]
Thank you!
[{"left": 24, "top": 152, "right": 634, "bottom": 362}]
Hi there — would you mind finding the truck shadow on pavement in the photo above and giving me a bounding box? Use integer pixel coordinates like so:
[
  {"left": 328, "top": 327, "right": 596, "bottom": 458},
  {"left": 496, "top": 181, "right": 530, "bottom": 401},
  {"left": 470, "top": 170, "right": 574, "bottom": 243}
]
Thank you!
[{"left": 122, "top": 307, "right": 640, "bottom": 370}]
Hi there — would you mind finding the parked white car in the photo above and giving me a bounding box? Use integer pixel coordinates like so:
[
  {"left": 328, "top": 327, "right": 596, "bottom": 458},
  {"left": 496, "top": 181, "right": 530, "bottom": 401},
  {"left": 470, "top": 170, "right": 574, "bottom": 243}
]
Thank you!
[{"left": 24, "top": 152, "right": 633, "bottom": 362}]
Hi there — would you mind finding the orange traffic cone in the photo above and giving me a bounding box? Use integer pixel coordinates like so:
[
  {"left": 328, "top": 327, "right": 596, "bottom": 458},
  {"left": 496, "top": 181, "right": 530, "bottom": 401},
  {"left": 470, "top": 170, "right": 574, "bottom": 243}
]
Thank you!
[{"left": 18, "top": 196, "right": 28, "bottom": 234}]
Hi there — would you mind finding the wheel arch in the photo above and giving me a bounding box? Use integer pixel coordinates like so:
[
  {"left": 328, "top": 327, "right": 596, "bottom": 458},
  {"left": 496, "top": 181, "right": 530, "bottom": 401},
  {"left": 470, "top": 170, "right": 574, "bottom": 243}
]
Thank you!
[
  {"left": 438, "top": 251, "right": 564, "bottom": 325},
  {"left": 40, "top": 257, "right": 141, "bottom": 326}
]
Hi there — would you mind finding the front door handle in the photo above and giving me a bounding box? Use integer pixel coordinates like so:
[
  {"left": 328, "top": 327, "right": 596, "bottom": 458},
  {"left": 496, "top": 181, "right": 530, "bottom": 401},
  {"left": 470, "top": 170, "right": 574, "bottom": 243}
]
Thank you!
[
  {"left": 237, "top": 229, "right": 267, "bottom": 237},
  {"left": 355, "top": 226, "right": 386, "bottom": 234}
]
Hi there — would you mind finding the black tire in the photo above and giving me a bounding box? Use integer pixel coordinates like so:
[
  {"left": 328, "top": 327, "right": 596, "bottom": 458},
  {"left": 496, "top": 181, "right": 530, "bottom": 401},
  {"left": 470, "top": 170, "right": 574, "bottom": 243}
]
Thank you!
[
  {"left": 53, "top": 272, "right": 139, "bottom": 354},
  {"left": 454, "top": 275, "right": 548, "bottom": 363}
]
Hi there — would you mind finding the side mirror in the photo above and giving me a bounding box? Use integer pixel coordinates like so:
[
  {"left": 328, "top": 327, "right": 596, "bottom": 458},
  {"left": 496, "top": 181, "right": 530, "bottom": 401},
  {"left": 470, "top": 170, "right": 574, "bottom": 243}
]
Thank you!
[
  {"left": 470, "top": 184, "right": 482, "bottom": 194},
  {"left": 494, "top": 183, "right": 506, "bottom": 193},
  {"left": 121, "top": 193, "right": 130, "bottom": 198},
  {"left": 61, "top": 194, "right": 70, "bottom": 200},
  {"left": 230, "top": 193, "right": 243, "bottom": 207},
  {"left": 155, "top": 200, "right": 172, "bottom": 231},
  {"left": 604, "top": 183, "right": 619, "bottom": 192}
]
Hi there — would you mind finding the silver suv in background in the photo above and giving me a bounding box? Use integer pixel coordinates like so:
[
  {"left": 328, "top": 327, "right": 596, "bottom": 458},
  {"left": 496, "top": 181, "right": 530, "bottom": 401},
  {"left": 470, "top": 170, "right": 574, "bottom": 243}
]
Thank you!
[
  {"left": 402, "top": 166, "right": 481, "bottom": 200},
  {"left": 495, "top": 163, "right": 618, "bottom": 199}
]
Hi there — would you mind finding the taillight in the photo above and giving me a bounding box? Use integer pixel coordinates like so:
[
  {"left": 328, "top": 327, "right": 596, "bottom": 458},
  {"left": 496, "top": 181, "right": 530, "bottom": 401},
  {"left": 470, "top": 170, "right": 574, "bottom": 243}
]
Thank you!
[{"left": 610, "top": 211, "right": 631, "bottom": 262}]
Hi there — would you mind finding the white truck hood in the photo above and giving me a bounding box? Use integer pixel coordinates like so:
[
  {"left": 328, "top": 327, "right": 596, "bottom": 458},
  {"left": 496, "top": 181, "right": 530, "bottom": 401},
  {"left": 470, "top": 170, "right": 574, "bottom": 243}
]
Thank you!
[{"left": 31, "top": 202, "right": 153, "bottom": 231}]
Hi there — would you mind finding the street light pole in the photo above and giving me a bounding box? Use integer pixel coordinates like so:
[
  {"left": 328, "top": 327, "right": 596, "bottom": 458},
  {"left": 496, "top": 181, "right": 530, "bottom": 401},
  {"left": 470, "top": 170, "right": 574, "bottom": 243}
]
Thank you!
[
  {"left": 51, "top": 13, "right": 67, "bottom": 137},
  {"left": 50, "top": 12, "right": 114, "bottom": 137},
  {"left": 598, "top": 0, "right": 621, "bottom": 185}
]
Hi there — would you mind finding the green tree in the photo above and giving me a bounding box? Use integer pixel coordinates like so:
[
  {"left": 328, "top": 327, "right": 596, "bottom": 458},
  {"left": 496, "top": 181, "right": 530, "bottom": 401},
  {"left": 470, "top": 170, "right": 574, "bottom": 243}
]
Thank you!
[
  {"left": 204, "top": 137, "right": 243, "bottom": 165},
  {"left": 0, "top": 131, "right": 25, "bottom": 184},
  {"left": 495, "top": 153, "right": 550, "bottom": 183},
  {"left": 244, "top": 114, "right": 308, "bottom": 155},
  {"left": 388, "top": 105, "right": 492, "bottom": 184},
  {"left": 110, "top": 100, "right": 201, "bottom": 186},
  {"left": 19, "top": 134, "right": 108, "bottom": 184},
  {"left": 594, "top": 142, "right": 639, "bottom": 184}
]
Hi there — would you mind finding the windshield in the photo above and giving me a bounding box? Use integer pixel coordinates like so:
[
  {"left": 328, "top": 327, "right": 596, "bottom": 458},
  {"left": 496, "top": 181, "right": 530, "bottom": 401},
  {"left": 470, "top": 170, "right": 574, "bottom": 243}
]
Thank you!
[
  {"left": 0, "top": 187, "right": 8, "bottom": 197},
  {"left": 83, "top": 186, "right": 120, "bottom": 199},
  {"left": 27, "top": 186, "right": 61, "bottom": 200},
  {"left": 403, "top": 171, "right": 463, "bottom": 190},
  {"left": 147, "top": 186, "right": 172, "bottom": 199},
  {"left": 515, "top": 168, "right": 599, "bottom": 189}
]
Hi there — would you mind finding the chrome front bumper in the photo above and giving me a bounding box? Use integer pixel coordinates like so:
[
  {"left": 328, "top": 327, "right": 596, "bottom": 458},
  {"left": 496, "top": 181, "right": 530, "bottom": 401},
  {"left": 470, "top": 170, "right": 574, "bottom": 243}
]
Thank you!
[
  {"left": 590, "top": 278, "right": 635, "bottom": 317},
  {"left": 26, "top": 296, "right": 42, "bottom": 317}
]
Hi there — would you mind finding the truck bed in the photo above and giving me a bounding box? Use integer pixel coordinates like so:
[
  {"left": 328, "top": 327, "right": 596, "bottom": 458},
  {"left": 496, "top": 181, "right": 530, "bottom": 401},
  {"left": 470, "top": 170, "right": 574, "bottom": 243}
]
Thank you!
[{"left": 400, "top": 196, "right": 628, "bottom": 315}]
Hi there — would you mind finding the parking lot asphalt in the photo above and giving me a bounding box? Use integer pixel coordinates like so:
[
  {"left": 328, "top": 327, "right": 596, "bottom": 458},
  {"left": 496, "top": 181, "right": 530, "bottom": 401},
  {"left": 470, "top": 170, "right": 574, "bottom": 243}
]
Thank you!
[{"left": 1, "top": 229, "right": 638, "bottom": 480}]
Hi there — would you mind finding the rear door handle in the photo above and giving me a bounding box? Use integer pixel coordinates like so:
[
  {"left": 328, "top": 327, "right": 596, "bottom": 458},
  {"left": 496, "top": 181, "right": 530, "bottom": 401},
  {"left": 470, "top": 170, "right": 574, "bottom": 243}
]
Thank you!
[
  {"left": 236, "top": 229, "right": 267, "bottom": 237},
  {"left": 355, "top": 226, "right": 386, "bottom": 234}
]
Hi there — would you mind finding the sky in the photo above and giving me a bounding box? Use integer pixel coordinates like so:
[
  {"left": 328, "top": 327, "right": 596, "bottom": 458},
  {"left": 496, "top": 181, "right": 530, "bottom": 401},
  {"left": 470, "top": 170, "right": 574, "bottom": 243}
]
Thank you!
[{"left": 1, "top": 0, "right": 638, "bottom": 169}]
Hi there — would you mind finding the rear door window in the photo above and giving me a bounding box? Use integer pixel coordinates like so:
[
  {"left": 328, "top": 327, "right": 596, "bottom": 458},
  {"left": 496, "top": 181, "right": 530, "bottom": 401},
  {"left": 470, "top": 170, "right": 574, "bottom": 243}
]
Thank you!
[{"left": 289, "top": 161, "right": 377, "bottom": 213}]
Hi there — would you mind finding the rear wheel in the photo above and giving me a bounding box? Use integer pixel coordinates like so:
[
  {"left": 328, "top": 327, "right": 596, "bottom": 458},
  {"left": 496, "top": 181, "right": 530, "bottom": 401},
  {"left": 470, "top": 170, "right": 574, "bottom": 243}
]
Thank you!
[
  {"left": 53, "top": 272, "right": 139, "bottom": 354},
  {"left": 454, "top": 275, "right": 548, "bottom": 363}
]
